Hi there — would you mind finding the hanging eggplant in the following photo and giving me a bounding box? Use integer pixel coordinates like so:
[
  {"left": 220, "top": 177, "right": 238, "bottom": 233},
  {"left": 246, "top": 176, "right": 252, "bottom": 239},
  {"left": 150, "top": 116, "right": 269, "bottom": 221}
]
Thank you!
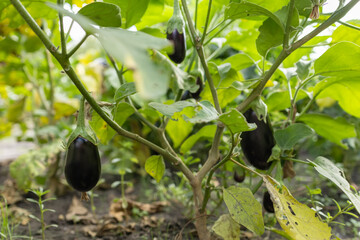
[
  {"left": 64, "top": 96, "right": 101, "bottom": 201},
  {"left": 166, "top": 0, "right": 186, "bottom": 64},
  {"left": 240, "top": 109, "right": 275, "bottom": 170}
]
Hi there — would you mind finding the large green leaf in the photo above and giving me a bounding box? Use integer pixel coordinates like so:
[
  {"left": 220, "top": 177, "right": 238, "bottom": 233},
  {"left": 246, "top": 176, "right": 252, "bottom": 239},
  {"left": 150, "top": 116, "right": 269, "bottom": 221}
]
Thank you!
[
  {"left": 77, "top": 2, "right": 122, "bottom": 27},
  {"left": 222, "top": 53, "right": 255, "bottom": 71},
  {"left": 314, "top": 77, "right": 360, "bottom": 118},
  {"left": 256, "top": 6, "right": 299, "bottom": 56},
  {"left": 314, "top": 42, "right": 360, "bottom": 78},
  {"left": 149, "top": 101, "right": 196, "bottom": 118},
  {"left": 180, "top": 125, "right": 217, "bottom": 154},
  {"left": 308, "top": 157, "right": 360, "bottom": 216},
  {"left": 104, "top": 0, "right": 150, "bottom": 28},
  {"left": 114, "top": 82, "right": 137, "bottom": 102},
  {"left": 274, "top": 123, "right": 314, "bottom": 150},
  {"left": 219, "top": 109, "right": 256, "bottom": 134},
  {"left": 135, "top": 0, "right": 172, "bottom": 29},
  {"left": 89, "top": 107, "right": 116, "bottom": 145},
  {"left": 225, "top": 1, "right": 283, "bottom": 30},
  {"left": 113, "top": 102, "right": 135, "bottom": 126},
  {"left": 332, "top": 20, "right": 360, "bottom": 46},
  {"left": 166, "top": 114, "right": 193, "bottom": 148},
  {"left": 265, "top": 90, "right": 308, "bottom": 112},
  {"left": 223, "top": 186, "right": 264, "bottom": 236},
  {"left": 184, "top": 101, "right": 219, "bottom": 124},
  {"left": 297, "top": 114, "right": 356, "bottom": 149},
  {"left": 283, "top": 36, "right": 330, "bottom": 68},
  {"left": 230, "top": 0, "right": 290, "bottom": 13}
]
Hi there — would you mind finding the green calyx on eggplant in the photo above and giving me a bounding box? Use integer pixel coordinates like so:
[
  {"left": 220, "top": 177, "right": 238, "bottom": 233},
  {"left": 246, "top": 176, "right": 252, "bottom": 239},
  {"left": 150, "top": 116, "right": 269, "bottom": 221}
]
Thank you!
[
  {"left": 263, "top": 191, "right": 275, "bottom": 213},
  {"left": 65, "top": 96, "right": 101, "bottom": 201},
  {"left": 240, "top": 108, "right": 275, "bottom": 170},
  {"left": 166, "top": 0, "right": 186, "bottom": 64}
]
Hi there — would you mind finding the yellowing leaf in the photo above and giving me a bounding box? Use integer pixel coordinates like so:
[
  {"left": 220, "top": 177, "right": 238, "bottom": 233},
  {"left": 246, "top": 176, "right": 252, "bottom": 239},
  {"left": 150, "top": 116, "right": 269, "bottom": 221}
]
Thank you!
[
  {"left": 263, "top": 176, "right": 331, "bottom": 240},
  {"left": 54, "top": 99, "right": 79, "bottom": 120},
  {"left": 145, "top": 155, "right": 165, "bottom": 182},
  {"left": 223, "top": 186, "right": 264, "bottom": 236},
  {"left": 212, "top": 214, "right": 241, "bottom": 240}
]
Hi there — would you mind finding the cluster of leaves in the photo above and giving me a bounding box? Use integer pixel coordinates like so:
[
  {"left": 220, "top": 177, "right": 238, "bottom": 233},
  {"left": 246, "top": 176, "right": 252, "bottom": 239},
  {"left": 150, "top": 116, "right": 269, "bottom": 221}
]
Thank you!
[{"left": 1, "top": 0, "right": 360, "bottom": 239}]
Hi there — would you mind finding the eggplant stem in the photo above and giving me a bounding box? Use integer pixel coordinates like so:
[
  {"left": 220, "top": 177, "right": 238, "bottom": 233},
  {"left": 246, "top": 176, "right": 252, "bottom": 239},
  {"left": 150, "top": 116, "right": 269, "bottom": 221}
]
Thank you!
[{"left": 81, "top": 192, "right": 90, "bottom": 201}]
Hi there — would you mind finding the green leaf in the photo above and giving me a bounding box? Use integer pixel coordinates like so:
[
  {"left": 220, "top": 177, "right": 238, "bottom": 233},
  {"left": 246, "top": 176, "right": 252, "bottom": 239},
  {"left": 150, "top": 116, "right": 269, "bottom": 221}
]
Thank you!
[
  {"left": 166, "top": 113, "right": 193, "bottom": 148},
  {"left": 314, "top": 42, "right": 360, "bottom": 78},
  {"left": 113, "top": 102, "right": 135, "bottom": 126},
  {"left": 244, "top": 0, "right": 290, "bottom": 13},
  {"left": 256, "top": 6, "right": 299, "bottom": 56},
  {"left": 225, "top": 1, "right": 284, "bottom": 30},
  {"left": 223, "top": 186, "right": 264, "bottom": 236},
  {"left": 104, "top": 0, "right": 150, "bottom": 28},
  {"left": 77, "top": 2, "right": 122, "bottom": 27},
  {"left": 297, "top": 114, "right": 356, "bottom": 149},
  {"left": 219, "top": 109, "right": 257, "bottom": 134},
  {"left": 283, "top": 36, "right": 330, "bottom": 68},
  {"left": 274, "top": 123, "right": 314, "bottom": 150},
  {"left": 295, "top": 0, "right": 312, "bottom": 16},
  {"left": 145, "top": 155, "right": 165, "bottom": 182},
  {"left": 256, "top": 15, "right": 283, "bottom": 56},
  {"left": 184, "top": 101, "right": 219, "bottom": 124},
  {"left": 149, "top": 101, "right": 196, "bottom": 117},
  {"left": 308, "top": 157, "right": 360, "bottom": 216},
  {"left": 89, "top": 107, "right": 115, "bottom": 145},
  {"left": 98, "top": 28, "right": 170, "bottom": 100},
  {"left": 265, "top": 90, "right": 308, "bottom": 112},
  {"left": 114, "top": 82, "right": 137, "bottom": 102},
  {"left": 332, "top": 20, "right": 360, "bottom": 46},
  {"left": 222, "top": 53, "right": 255, "bottom": 71},
  {"left": 296, "top": 61, "right": 311, "bottom": 81},
  {"left": 212, "top": 214, "right": 241, "bottom": 240},
  {"left": 7, "top": 97, "right": 26, "bottom": 123},
  {"left": 180, "top": 125, "right": 217, "bottom": 154},
  {"left": 314, "top": 77, "right": 360, "bottom": 118}
]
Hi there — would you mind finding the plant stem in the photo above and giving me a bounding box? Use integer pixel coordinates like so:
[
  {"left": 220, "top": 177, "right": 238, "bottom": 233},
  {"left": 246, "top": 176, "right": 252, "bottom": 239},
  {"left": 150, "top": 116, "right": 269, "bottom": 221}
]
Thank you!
[
  {"left": 204, "top": 20, "right": 232, "bottom": 46},
  {"left": 39, "top": 197, "right": 45, "bottom": 240},
  {"left": 65, "top": 19, "right": 74, "bottom": 41},
  {"left": 45, "top": 49, "right": 55, "bottom": 124},
  {"left": 337, "top": 20, "right": 360, "bottom": 31},
  {"left": 200, "top": 0, "right": 212, "bottom": 45},
  {"left": 283, "top": 0, "right": 296, "bottom": 50},
  {"left": 67, "top": 34, "right": 89, "bottom": 58},
  {"left": 58, "top": 0, "right": 66, "bottom": 56},
  {"left": 201, "top": 133, "right": 236, "bottom": 212},
  {"left": 77, "top": 96, "right": 86, "bottom": 129}
]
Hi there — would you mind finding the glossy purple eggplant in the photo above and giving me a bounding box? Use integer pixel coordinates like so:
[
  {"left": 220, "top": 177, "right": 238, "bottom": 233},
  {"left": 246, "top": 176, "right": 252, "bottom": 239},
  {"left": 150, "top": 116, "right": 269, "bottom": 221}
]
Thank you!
[
  {"left": 181, "top": 77, "right": 203, "bottom": 100},
  {"left": 240, "top": 109, "right": 275, "bottom": 170},
  {"left": 233, "top": 170, "right": 245, "bottom": 183},
  {"left": 65, "top": 136, "right": 101, "bottom": 192},
  {"left": 263, "top": 191, "right": 275, "bottom": 213},
  {"left": 167, "top": 29, "right": 186, "bottom": 64}
]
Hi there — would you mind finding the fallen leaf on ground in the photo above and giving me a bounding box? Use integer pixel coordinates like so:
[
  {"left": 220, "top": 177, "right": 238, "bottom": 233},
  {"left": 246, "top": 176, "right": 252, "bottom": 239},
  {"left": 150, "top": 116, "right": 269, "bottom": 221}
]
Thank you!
[
  {"left": 0, "top": 179, "right": 22, "bottom": 204},
  {"left": 65, "top": 196, "right": 96, "bottom": 224},
  {"left": 109, "top": 198, "right": 168, "bottom": 222}
]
